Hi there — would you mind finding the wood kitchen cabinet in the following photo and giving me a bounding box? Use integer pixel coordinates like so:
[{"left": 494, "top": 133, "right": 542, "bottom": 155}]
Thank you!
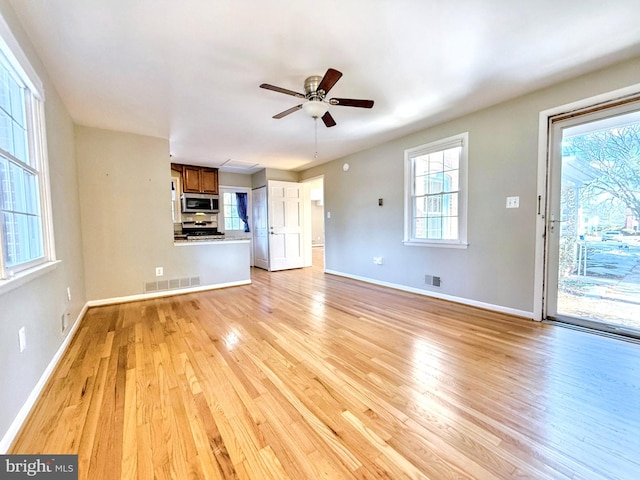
[{"left": 172, "top": 163, "right": 218, "bottom": 194}]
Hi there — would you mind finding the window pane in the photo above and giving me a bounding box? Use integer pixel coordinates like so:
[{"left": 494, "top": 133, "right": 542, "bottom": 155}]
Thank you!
[
  {"left": 9, "top": 78, "right": 25, "bottom": 127},
  {"left": 28, "top": 214, "right": 43, "bottom": 259},
  {"left": 0, "top": 68, "right": 9, "bottom": 113},
  {"left": 414, "top": 156, "right": 428, "bottom": 176},
  {"left": 2, "top": 211, "right": 43, "bottom": 267},
  {"left": 0, "top": 109, "right": 13, "bottom": 154},
  {"left": 12, "top": 121, "right": 27, "bottom": 162},
  {"left": 428, "top": 151, "right": 444, "bottom": 173},
  {"left": 427, "top": 194, "right": 442, "bottom": 213},
  {"left": 426, "top": 216, "right": 442, "bottom": 239},
  {"left": 442, "top": 216, "right": 459, "bottom": 240},
  {"left": 442, "top": 192, "right": 458, "bottom": 217},
  {"left": 445, "top": 169, "right": 459, "bottom": 192},
  {"left": 427, "top": 172, "right": 444, "bottom": 194},
  {"left": 414, "top": 216, "right": 426, "bottom": 239},
  {"left": 0, "top": 157, "right": 8, "bottom": 209},
  {"left": 443, "top": 146, "right": 460, "bottom": 171},
  {"left": 2, "top": 211, "right": 15, "bottom": 263},
  {"left": 414, "top": 196, "right": 428, "bottom": 216},
  {"left": 24, "top": 170, "right": 39, "bottom": 214}
]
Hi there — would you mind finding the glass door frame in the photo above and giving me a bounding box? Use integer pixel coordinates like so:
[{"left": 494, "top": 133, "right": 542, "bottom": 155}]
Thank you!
[{"left": 535, "top": 87, "right": 640, "bottom": 336}]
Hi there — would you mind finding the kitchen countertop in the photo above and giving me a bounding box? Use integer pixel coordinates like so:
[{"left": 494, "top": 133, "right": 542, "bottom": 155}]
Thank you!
[{"left": 174, "top": 236, "right": 251, "bottom": 246}]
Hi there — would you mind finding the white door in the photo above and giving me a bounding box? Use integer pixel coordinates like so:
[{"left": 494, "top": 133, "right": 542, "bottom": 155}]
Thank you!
[
  {"left": 268, "top": 180, "right": 305, "bottom": 271},
  {"left": 544, "top": 99, "right": 640, "bottom": 336},
  {"left": 252, "top": 186, "right": 269, "bottom": 270}
]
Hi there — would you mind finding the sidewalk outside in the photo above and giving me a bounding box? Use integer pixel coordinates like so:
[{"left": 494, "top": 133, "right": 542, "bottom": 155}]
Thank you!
[{"left": 558, "top": 237, "right": 640, "bottom": 330}]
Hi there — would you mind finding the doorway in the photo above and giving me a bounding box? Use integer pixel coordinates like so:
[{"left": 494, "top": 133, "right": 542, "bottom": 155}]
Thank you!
[
  {"left": 303, "top": 176, "right": 325, "bottom": 270},
  {"left": 252, "top": 181, "right": 305, "bottom": 271},
  {"left": 544, "top": 98, "right": 640, "bottom": 337}
]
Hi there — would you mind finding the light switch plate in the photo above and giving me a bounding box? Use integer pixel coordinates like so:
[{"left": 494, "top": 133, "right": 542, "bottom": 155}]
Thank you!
[
  {"left": 18, "top": 326, "right": 26, "bottom": 352},
  {"left": 506, "top": 196, "right": 520, "bottom": 208}
]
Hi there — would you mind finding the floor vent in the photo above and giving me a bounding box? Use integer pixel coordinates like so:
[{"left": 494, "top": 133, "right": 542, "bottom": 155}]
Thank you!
[
  {"left": 144, "top": 276, "right": 201, "bottom": 293},
  {"left": 425, "top": 275, "right": 441, "bottom": 287}
]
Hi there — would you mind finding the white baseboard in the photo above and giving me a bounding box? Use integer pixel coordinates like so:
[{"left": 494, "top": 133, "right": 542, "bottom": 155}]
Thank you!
[
  {"left": 0, "top": 303, "right": 88, "bottom": 453},
  {"left": 324, "top": 269, "right": 534, "bottom": 320},
  {"left": 86, "top": 279, "right": 252, "bottom": 307}
]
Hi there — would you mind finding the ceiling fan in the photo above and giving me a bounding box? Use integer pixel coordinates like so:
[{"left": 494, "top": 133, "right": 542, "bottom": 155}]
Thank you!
[{"left": 260, "top": 68, "right": 374, "bottom": 127}]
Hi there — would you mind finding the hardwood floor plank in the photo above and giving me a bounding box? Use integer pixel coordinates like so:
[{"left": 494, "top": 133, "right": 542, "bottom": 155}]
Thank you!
[
  {"left": 121, "top": 368, "right": 137, "bottom": 480},
  {"left": 9, "top": 256, "right": 640, "bottom": 479}
]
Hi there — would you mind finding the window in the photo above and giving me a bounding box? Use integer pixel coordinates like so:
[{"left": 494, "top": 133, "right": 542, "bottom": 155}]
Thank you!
[
  {"left": 404, "top": 132, "right": 468, "bottom": 247},
  {"left": 221, "top": 188, "right": 250, "bottom": 235},
  {"left": 223, "top": 192, "right": 242, "bottom": 231},
  {"left": 0, "top": 18, "right": 52, "bottom": 281}
]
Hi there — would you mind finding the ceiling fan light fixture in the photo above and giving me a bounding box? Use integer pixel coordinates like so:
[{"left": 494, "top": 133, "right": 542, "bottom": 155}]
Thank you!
[{"left": 302, "top": 100, "right": 329, "bottom": 118}]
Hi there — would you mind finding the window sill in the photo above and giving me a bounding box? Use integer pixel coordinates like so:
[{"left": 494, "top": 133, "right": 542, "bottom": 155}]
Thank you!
[
  {"left": 0, "top": 260, "right": 61, "bottom": 296},
  {"left": 403, "top": 240, "right": 469, "bottom": 249}
]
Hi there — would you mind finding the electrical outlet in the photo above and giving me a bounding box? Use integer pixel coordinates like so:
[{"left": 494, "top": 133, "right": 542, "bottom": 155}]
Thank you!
[
  {"left": 506, "top": 196, "right": 520, "bottom": 208},
  {"left": 155, "top": 267, "right": 164, "bottom": 277},
  {"left": 373, "top": 256, "right": 383, "bottom": 265},
  {"left": 18, "top": 327, "right": 26, "bottom": 352}
]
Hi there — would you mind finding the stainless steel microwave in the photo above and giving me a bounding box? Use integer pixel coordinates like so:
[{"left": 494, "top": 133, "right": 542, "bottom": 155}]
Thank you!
[{"left": 181, "top": 193, "right": 219, "bottom": 213}]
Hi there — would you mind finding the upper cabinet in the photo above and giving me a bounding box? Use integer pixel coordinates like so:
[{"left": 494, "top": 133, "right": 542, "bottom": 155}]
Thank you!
[{"left": 172, "top": 163, "right": 219, "bottom": 194}]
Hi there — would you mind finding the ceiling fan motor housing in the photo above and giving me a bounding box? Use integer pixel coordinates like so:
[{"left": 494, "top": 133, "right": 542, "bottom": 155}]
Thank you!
[{"left": 304, "top": 75, "right": 325, "bottom": 100}]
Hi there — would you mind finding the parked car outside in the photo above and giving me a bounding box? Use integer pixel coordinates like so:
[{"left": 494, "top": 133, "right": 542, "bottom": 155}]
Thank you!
[{"left": 602, "top": 231, "right": 622, "bottom": 241}]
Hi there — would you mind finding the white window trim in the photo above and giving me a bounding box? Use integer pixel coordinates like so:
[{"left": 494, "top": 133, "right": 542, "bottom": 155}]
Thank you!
[
  {"left": 0, "top": 12, "right": 56, "bottom": 288},
  {"left": 219, "top": 186, "right": 251, "bottom": 237},
  {"left": 403, "top": 132, "right": 469, "bottom": 248},
  {"left": 0, "top": 15, "right": 44, "bottom": 100}
]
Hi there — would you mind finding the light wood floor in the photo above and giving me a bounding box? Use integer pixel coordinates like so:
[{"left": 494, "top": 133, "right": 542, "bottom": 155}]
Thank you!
[{"left": 11, "top": 252, "right": 640, "bottom": 479}]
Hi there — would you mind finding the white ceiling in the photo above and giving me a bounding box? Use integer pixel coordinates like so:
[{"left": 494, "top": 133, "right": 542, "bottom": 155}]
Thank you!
[{"left": 9, "top": 0, "right": 640, "bottom": 173}]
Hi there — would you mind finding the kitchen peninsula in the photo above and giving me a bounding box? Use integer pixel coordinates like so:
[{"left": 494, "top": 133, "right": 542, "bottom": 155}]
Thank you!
[{"left": 167, "top": 162, "right": 252, "bottom": 295}]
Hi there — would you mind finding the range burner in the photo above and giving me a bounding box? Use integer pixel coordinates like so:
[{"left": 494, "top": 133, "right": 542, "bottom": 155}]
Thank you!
[{"left": 181, "top": 220, "right": 224, "bottom": 238}]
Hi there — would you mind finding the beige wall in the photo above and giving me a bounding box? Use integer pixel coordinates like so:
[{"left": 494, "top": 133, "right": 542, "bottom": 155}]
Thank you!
[
  {"left": 219, "top": 171, "right": 253, "bottom": 188},
  {"left": 75, "top": 126, "right": 251, "bottom": 301},
  {"left": 76, "top": 127, "right": 173, "bottom": 299},
  {"left": 0, "top": 0, "right": 86, "bottom": 448},
  {"left": 300, "top": 57, "right": 640, "bottom": 316}
]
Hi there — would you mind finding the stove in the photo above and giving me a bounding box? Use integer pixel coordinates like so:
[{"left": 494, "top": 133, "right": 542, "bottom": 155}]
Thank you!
[{"left": 181, "top": 221, "right": 225, "bottom": 240}]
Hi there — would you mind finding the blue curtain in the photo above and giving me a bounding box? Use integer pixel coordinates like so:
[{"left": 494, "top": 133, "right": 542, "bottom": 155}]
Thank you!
[{"left": 236, "top": 192, "right": 250, "bottom": 232}]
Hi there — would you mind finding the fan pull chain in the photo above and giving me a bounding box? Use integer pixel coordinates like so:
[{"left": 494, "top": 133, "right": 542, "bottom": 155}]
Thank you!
[{"left": 314, "top": 117, "right": 319, "bottom": 159}]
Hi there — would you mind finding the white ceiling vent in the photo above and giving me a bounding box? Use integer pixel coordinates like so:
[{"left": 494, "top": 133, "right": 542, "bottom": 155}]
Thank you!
[{"left": 218, "top": 159, "right": 262, "bottom": 174}]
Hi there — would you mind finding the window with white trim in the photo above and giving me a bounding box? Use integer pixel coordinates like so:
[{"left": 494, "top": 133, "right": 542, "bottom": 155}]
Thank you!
[
  {"left": 220, "top": 187, "right": 251, "bottom": 236},
  {"left": 223, "top": 191, "right": 242, "bottom": 231},
  {"left": 404, "top": 132, "right": 468, "bottom": 247},
  {"left": 0, "top": 20, "right": 52, "bottom": 280}
]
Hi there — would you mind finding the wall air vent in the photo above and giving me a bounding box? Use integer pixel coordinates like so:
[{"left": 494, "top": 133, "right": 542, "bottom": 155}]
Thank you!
[
  {"left": 144, "top": 276, "right": 201, "bottom": 293},
  {"left": 425, "top": 275, "right": 441, "bottom": 287}
]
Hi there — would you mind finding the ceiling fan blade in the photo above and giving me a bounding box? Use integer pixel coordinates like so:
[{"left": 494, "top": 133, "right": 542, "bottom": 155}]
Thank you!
[
  {"left": 317, "top": 68, "right": 342, "bottom": 94},
  {"left": 321, "top": 111, "right": 336, "bottom": 128},
  {"left": 273, "top": 104, "right": 303, "bottom": 119},
  {"left": 260, "top": 83, "right": 305, "bottom": 99},
  {"left": 329, "top": 98, "right": 374, "bottom": 108}
]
